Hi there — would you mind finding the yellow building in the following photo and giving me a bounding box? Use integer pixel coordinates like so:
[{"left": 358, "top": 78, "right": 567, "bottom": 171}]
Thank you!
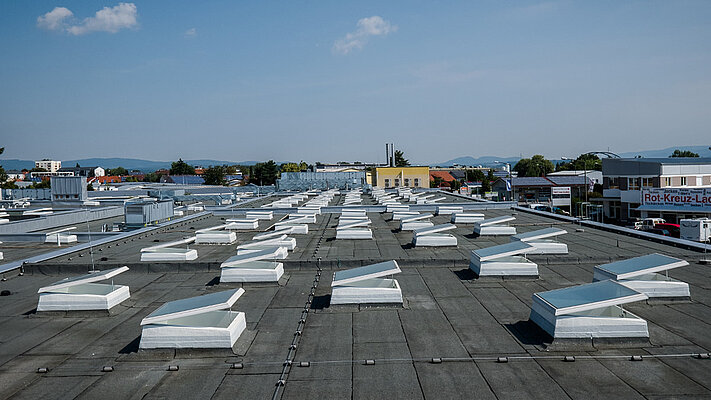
[{"left": 374, "top": 166, "right": 430, "bottom": 188}]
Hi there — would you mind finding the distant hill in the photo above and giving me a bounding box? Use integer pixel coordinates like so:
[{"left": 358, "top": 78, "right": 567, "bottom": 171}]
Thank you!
[
  {"left": 435, "top": 156, "right": 521, "bottom": 167},
  {"left": 618, "top": 145, "right": 711, "bottom": 158},
  {"left": 0, "top": 158, "right": 261, "bottom": 172},
  {"left": 437, "top": 145, "right": 711, "bottom": 168}
]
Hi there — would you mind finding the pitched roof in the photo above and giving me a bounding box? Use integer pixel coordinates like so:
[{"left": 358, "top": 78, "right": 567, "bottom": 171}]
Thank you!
[{"left": 429, "top": 170, "right": 456, "bottom": 182}]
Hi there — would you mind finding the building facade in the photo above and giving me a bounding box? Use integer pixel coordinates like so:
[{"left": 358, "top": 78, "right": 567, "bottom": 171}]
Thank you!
[
  {"left": 374, "top": 167, "right": 430, "bottom": 188},
  {"left": 602, "top": 158, "right": 711, "bottom": 222},
  {"left": 493, "top": 176, "right": 590, "bottom": 204},
  {"left": 277, "top": 171, "right": 367, "bottom": 191},
  {"left": 50, "top": 176, "right": 87, "bottom": 202},
  {"left": 35, "top": 159, "right": 62, "bottom": 173}
]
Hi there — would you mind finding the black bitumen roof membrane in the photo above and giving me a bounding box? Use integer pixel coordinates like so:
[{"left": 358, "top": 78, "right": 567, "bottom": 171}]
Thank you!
[{"left": 1, "top": 192, "right": 710, "bottom": 399}]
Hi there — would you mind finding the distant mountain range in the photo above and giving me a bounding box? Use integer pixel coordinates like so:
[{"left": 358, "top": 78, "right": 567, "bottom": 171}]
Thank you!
[
  {"left": 437, "top": 145, "right": 711, "bottom": 167},
  {"left": 435, "top": 156, "right": 521, "bottom": 167},
  {"left": 2, "top": 145, "right": 708, "bottom": 172},
  {"left": 0, "top": 158, "right": 261, "bottom": 172},
  {"left": 617, "top": 145, "right": 711, "bottom": 159}
]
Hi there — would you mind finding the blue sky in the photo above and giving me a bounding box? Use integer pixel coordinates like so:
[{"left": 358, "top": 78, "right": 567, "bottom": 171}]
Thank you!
[{"left": 1, "top": 1, "right": 710, "bottom": 164}]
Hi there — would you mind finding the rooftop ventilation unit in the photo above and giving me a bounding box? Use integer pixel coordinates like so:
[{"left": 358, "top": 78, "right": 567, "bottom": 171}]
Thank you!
[
  {"left": 510, "top": 227, "right": 568, "bottom": 254},
  {"left": 530, "top": 280, "right": 649, "bottom": 339},
  {"left": 412, "top": 194, "right": 434, "bottom": 203},
  {"left": 331, "top": 261, "right": 403, "bottom": 305},
  {"left": 195, "top": 225, "right": 237, "bottom": 245},
  {"left": 336, "top": 216, "right": 373, "bottom": 240},
  {"left": 392, "top": 211, "right": 420, "bottom": 221},
  {"left": 45, "top": 227, "right": 78, "bottom": 244},
  {"left": 592, "top": 254, "right": 690, "bottom": 299},
  {"left": 451, "top": 213, "right": 485, "bottom": 224},
  {"left": 474, "top": 216, "right": 517, "bottom": 236},
  {"left": 253, "top": 227, "right": 296, "bottom": 241},
  {"left": 422, "top": 196, "right": 446, "bottom": 204},
  {"left": 386, "top": 204, "right": 409, "bottom": 213},
  {"left": 224, "top": 218, "right": 259, "bottom": 230},
  {"left": 470, "top": 241, "right": 537, "bottom": 277},
  {"left": 139, "top": 289, "right": 246, "bottom": 349},
  {"left": 412, "top": 224, "right": 458, "bottom": 247},
  {"left": 436, "top": 206, "right": 463, "bottom": 215},
  {"left": 237, "top": 234, "right": 296, "bottom": 251},
  {"left": 400, "top": 213, "right": 434, "bottom": 231},
  {"left": 140, "top": 237, "right": 198, "bottom": 261},
  {"left": 37, "top": 266, "right": 130, "bottom": 311},
  {"left": 220, "top": 246, "right": 287, "bottom": 282},
  {"left": 341, "top": 209, "right": 367, "bottom": 218},
  {"left": 245, "top": 210, "right": 273, "bottom": 220}
]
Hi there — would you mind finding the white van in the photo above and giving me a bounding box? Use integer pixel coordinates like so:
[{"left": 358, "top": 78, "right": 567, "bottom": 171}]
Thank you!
[{"left": 680, "top": 219, "right": 711, "bottom": 242}]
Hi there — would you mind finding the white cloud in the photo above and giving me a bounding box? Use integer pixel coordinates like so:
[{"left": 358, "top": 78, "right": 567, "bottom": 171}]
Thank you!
[
  {"left": 333, "top": 16, "right": 396, "bottom": 55},
  {"left": 37, "top": 3, "right": 137, "bottom": 35},
  {"left": 184, "top": 28, "right": 197, "bottom": 37},
  {"left": 68, "top": 3, "right": 137, "bottom": 35},
  {"left": 37, "top": 7, "right": 74, "bottom": 31}
]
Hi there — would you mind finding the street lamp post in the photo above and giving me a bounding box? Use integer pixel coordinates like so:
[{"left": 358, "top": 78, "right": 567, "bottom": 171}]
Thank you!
[
  {"left": 495, "top": 161, "right": 513, "bottom": 203},
  {"left": 562, "top": 155, "right": 592, "bottom": 219}
]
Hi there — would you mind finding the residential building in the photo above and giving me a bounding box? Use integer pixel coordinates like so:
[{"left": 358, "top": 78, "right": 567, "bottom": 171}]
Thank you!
[
  {"left": 602, "top": 158, "right": 711, "bottom": 222},
  {"left": 34, "top": 159, "right": 62, "bottom": 173},
  {"left": 57, "top": 166, "right": 104, "bottom": 178},
  {"left": 5, "top": 170, "right": 25, "bottom": 181},
  {"left": 429, "top": 170, "right": 457, "bottom": 188},
  {"left": 374, "top": 166, "right": 430, "bottom": 188}
]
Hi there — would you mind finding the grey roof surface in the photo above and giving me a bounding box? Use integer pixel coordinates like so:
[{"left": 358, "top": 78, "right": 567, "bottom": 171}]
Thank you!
[{"left": 1, "top": 191, "right": 711, "bottom": 399}]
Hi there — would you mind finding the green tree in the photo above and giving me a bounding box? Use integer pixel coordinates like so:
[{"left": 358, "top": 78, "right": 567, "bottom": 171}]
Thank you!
[
  {"left": 431, "top": 176, "right": 444, "bottom": 187},
  {"left": 556, "top": 153, "right": 602, "bottom": 171},
  {"left": 87, "top": 183, "right": 94, "bottom": 191},
  {"left": 31, "top": 179, "right": 51, "bottom": 189},
  {"left": 251, "top": 160, "right": 279, "bottom": 185},
  {"left": 170, "top": 159, "right": 195, "bottom": 175},
  {"left": 0, "top": 147, "right": 6, "bottom": 184},
  {"left": 465, "top": 169, "right": 486, "bottom": 182},
  {"left": 481, "top": 169, "right": 495, "bottom": 193},
  {"left": 280, "top": 162, "right": 303, "bottom": 172},
  {"left": 670, "top": 149, "right": 699, "bottom": 158},
  {"left": 204, "top": 166, "right": 227, "bottom": 185},
  {"left": 107, "top": 167, "right": 128, "bottom": 176},
  {"left": 142, "top": 172, "right": 162, "bottom": 182},
  {"left": 513, "top": 155, "right": 554, "bottom": 177},
  {"left": 394, "top": 150, "right": 410, "bottom": 167},
  {"left": 450, "top": 179, "right": 461, "bottom": 191}
]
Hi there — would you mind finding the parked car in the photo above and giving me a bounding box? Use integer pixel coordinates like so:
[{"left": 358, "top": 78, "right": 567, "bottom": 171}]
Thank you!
[
  {"left": 648, "top": 228, "right": 671, "bottom": 237},
  {"left": 654, "top": 223, "right": 680, "bottom": 238},
  {"left": 638, "top": 218, "right": 666, "bottom": 231}
]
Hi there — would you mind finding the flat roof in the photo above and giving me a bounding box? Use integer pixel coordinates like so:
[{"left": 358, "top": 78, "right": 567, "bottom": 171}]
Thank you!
[{"left": 1, "top": 190, "right": 711, "bottom": 398}]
